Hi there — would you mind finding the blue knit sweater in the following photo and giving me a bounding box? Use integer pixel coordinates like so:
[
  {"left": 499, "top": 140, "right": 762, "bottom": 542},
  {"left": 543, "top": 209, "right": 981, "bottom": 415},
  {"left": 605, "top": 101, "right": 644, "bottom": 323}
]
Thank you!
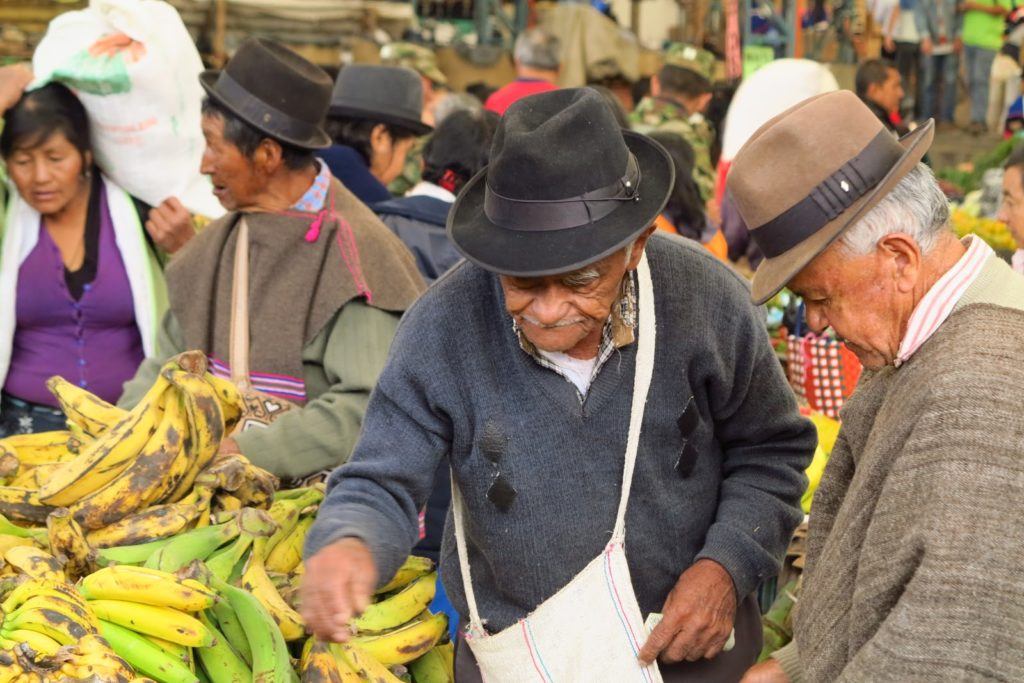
[{"left": 305, "top": 234, "right": 815, "bottom": 633}]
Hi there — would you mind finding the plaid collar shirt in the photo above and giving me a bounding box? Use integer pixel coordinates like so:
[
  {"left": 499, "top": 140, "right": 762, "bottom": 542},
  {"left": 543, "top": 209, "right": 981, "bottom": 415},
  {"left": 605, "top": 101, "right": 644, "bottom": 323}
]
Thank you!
[{"left": 513, "top": 273, "right": 638, "bottom": 400}]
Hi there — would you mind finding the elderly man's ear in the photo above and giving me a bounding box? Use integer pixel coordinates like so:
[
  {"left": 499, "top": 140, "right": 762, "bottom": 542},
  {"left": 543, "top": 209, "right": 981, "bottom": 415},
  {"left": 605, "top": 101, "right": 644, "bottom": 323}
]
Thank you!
[
  {"left": 876, "top": 233, "right": 922, "bottom": 294},
  {"left": 253, "top": 138, "right": 286, "bottom": 175},
  {"left": 627, "top": 226, "right": 658, "bottom": 271}
]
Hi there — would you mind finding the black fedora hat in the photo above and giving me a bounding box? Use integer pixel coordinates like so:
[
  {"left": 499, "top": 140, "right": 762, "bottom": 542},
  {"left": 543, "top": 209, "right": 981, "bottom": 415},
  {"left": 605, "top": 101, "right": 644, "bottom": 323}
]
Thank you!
[
  {"left": 448, "top": 88, "right": 674, "bottom": 277},
  {"left": 328, "top": 64, "right": 432, "bottom": 137},
  {"left": 200, "top": 38, "right": 332, "bottom": 150}
]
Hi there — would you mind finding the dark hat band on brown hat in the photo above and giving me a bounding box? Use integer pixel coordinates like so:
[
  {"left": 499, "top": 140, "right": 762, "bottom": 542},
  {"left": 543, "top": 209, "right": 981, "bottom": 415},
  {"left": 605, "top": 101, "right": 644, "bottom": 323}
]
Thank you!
[
  {"left": 212, "top": 70, "right": 328, "bottom": 149},
  {"left": 483, "top": 153, "right": 641, "bottom": 232},
  {"left": 751, "top": 129, "right": 904, "bottom": 258}
]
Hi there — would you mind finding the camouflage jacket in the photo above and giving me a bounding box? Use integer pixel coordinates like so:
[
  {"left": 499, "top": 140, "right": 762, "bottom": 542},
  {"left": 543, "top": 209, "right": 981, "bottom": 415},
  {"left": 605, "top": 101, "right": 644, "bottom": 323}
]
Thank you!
[
  {"left": 629, "top": 96, "right": 716, "bottom": 201},
  {"left": 387, "top": 135, "right": 428, "bottom": 198}
]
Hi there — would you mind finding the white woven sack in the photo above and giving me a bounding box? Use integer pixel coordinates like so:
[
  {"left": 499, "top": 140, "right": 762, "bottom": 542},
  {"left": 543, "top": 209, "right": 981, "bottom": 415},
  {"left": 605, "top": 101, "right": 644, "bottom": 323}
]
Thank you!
[{"left": 32, "top": 0, "right": 223, "bottom": 218}]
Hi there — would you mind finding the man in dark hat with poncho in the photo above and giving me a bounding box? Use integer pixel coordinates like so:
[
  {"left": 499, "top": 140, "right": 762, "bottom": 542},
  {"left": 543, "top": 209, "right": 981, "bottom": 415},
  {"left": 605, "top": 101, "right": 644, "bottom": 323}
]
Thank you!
[{"left": 119, "top": 38, "right": 425, "bottom": 482}]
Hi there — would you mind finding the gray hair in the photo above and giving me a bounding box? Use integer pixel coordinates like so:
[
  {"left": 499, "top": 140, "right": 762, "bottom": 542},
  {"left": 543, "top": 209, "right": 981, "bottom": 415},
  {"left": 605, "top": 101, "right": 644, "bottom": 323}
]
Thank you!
[
  {"left": 431, "top": 92, "right": 482, "bottom": 125},
  {"left": 839, "top": 163, "right": 951, "bottom": 255},
  {"left": 514, "top": 28, "right": 561, "bottom": 71}
]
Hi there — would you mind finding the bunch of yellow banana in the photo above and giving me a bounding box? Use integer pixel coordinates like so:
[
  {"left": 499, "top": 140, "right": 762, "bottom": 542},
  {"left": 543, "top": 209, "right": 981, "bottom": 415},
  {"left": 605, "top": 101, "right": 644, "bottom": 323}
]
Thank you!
[
  {"left": 80, "top": 566, "right": 218, "bottom": 649},
  {"left": 0, "top": 352, "right": 244, "bottom": 535},
  {"left": 0, "top": 632, "right": 136, "bottom": 683},
  {"left": 0, "top": 578, "right": 99, "bottom": 654}
]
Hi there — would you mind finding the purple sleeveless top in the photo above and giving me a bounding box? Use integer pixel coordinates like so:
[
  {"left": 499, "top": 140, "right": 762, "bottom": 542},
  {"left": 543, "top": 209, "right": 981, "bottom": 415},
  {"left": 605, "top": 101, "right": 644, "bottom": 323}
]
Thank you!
[{"left": 4, "top": 189, "right": 144, "bottom": 407}]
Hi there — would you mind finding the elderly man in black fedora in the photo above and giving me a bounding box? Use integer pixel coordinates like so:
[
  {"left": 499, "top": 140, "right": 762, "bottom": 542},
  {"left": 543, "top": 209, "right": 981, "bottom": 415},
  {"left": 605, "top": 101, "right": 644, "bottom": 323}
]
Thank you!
[
  {"left": 301, "top": 88, "right": 815, "bottom": 682},
  {"left": 734, "top": 94, "right": 1024, "bottom": 683},
  {"left": 119, "top": 38, "right": 424, "bottom": 482},
  {"left": 318, "top": 64, "right": 431, "bottom": 206}
]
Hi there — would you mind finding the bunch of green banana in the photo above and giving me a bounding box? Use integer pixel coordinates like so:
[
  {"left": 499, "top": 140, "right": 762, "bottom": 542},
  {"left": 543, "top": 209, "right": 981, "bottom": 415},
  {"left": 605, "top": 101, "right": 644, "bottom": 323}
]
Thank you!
[
  {"left": 207, "top": 568, "right": 295, "bottom": 683},
  {"left": 99, "top": 619, "right": 199, "bottom": 683}
]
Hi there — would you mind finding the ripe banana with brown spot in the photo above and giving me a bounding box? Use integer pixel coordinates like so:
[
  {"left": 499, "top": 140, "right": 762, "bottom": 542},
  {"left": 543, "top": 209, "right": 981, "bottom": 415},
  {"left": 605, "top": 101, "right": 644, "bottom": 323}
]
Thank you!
[
  {"left": 265, "top": 514, "right": 313, "bottom": 574},
  {"left": 300, "top": 638, "right": 351, "bottom": 682},
  {"left": 56, "top": 633, "right": 136, "bottom": 682},
  {"left": 86, "top": 486, "right": 210, "bottom": 549},
  {"left": 46, "top": 375, "right": 127, "bottom": 437},
  {"left": 80, "top": 565, "right": 218, "bottom": 612},
  {"left": 88, "top": 599, "right": 216, "bottom": 648},
  {"left": 204, "top": 372, "right": 244, "bottom": 432},
  {"left": 70, "top": 394, "right": 188, "bottom": 530},
  {"left": 161, "top": 366, "right": 224, "bottom": 504},
  {"left": 333, "top": 642, "right": 404, "bottom": 682},
  {"left": 38, "top": 374, "right": 170, "bottom": 507},
  {"left": 0, "top": 486, "right": 54, "bottom": 525},
  {"left": 350, "top": 611, "right": 448, "bottom": 666},
  {"left": 375, "top": 555, "right": 435, "bottom": 595},
  {"left": 46, "top": 507, "right": 97, "bottom": 580},
  {"left": 0, "top": 431, "right": 81, "bottom": 465},
  {"left": 240, "top": 536, "right": 306, "bottom": 641},
  {"left": 4, "top": 546, "right": 64, "bottom": 581}
]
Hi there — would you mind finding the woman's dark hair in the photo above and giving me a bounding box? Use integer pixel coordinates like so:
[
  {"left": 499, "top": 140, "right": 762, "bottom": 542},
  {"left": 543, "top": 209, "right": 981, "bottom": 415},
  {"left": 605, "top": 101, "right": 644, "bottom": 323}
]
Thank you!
[
  {"left": 200, "top": 97, "right": 315, "bottom": 171},
  {"left": 422, "top": 109, "right": 498, "bottom": 193},
  {"left": 646, "top": 131, "right": 708, "bottom": 241},
  {"left": 1, "top": 82, "right": 91, "bottom": 160},
  {"left": 325, "top": 117, "right": 419, "bottom": 167}
]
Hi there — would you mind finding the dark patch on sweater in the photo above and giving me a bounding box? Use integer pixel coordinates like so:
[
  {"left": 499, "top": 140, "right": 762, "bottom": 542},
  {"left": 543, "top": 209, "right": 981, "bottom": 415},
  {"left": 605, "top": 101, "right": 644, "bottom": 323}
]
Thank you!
[
  {"left": 676, "top": 396, "right": 700, "bottom": 477},
  {"left": 487, "top": 472, "right": 517, "bottom": 512},
  {"left": 480, "top": 420, "right": 508, "bottom": 465}
]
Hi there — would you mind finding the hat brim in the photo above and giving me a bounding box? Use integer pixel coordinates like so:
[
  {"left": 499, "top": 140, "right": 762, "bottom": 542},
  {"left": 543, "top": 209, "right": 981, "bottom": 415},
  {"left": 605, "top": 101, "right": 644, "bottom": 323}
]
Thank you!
[
  {"left": 327, "top": 104, "right": 433, "bottom": 137},
  {"left": 750, "top": 119, "right": 935, "bottom": 305},
  {"left": 200, "top": 71, "right": 333, "bottom": 150},
  {"left": 446, "top": 131, "right": 675, "bottom": 277}
]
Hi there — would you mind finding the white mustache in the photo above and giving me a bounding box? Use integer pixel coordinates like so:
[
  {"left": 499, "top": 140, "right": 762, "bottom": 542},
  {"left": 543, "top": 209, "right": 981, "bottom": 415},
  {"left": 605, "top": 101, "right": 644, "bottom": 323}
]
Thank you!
[{"left": 520, "top": 315, "right": 586, "bottom": 329}]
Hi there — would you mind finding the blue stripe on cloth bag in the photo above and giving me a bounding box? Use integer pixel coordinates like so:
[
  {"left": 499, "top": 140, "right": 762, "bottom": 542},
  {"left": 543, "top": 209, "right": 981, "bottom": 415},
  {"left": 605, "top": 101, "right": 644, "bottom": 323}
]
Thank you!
[
  {"left": 520, "top": 618, "right": 554, "bottom": 682},
  {"left": 602, "top": 546, "right": 655, "bottom": 682}
]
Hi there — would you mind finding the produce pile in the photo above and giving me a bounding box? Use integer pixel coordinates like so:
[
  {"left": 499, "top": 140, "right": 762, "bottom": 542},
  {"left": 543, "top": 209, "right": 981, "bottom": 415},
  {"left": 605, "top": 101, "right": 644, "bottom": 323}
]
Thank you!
[{"left": 0, "top": 351, "right": 453, "bottom": 683}]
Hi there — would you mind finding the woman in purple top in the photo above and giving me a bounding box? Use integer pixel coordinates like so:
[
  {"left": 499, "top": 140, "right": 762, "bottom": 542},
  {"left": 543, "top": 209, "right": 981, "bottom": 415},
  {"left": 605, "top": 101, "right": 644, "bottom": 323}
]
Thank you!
[{"left": 0, "top": 65, "right": 191, "bottom": 435}]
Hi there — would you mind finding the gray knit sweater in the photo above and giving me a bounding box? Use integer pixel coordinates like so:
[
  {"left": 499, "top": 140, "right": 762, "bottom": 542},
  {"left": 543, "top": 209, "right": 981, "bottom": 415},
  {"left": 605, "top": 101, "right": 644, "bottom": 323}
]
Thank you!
[
  {"left": 305, "top": 234, "right": 815, "bottom": 633},
  {"left": 774, "top": 256, "right": 1024, "bottom": 682}
]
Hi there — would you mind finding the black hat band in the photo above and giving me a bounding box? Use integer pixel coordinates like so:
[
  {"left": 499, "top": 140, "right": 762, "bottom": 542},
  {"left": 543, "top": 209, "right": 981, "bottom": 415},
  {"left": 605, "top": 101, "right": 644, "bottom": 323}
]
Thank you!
[
  {"left": 213, "top": 71, "right": 324, "bottom": 148},
  {"left": 751, "top": 129, "right": 905, "bottom": 258},
  {"left": 483, "top": 153, "right": 641, "bottom": 232}
]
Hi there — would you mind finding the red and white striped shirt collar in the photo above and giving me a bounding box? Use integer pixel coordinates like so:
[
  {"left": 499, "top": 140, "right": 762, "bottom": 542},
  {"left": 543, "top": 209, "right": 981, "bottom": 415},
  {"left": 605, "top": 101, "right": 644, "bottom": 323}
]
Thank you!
[{"left": 895, "top": 235, "right": 993, "bottom": 367}]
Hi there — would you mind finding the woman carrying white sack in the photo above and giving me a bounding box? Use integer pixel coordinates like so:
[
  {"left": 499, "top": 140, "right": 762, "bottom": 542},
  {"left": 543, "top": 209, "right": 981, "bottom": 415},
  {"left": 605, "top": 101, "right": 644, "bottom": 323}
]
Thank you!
[{"left": 0, "top": 64, "right": 192, "bottom": 436}]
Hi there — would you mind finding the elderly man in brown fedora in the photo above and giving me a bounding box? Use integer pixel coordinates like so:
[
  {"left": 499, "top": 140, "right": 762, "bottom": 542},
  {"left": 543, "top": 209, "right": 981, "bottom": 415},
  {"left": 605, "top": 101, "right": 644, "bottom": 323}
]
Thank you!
[{"left": 735, "top": 91, "right": 1024, "bottom": 683}]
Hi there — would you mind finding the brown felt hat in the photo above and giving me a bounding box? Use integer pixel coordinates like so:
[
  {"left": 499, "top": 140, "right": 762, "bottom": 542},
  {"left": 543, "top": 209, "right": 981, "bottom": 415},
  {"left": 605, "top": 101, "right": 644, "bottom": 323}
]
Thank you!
[{"left": 727, "top": 90, "right": 934, "bottom": 305}]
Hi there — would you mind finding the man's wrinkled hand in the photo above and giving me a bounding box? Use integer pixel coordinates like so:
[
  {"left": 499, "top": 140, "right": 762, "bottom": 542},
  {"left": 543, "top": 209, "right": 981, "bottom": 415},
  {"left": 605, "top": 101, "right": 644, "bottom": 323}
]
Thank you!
[
  {"left": 146, "top": 197, "right": 194, "bottom": 254},
  {"left": 740, "top": 658, "right": 790, "bottom": 683},
  {"left": 301, "top": 538, "right": 378, "bottom": 642},
  {"left": 638, "top": 559, "right": 737, "bottom": 666}
]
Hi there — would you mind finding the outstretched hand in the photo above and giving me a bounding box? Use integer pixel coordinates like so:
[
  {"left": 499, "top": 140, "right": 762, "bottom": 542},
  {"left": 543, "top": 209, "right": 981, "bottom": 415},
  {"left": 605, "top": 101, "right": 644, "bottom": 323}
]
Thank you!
[{"left": 301, "top": 537, "right": 378, "bottom": 642}]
